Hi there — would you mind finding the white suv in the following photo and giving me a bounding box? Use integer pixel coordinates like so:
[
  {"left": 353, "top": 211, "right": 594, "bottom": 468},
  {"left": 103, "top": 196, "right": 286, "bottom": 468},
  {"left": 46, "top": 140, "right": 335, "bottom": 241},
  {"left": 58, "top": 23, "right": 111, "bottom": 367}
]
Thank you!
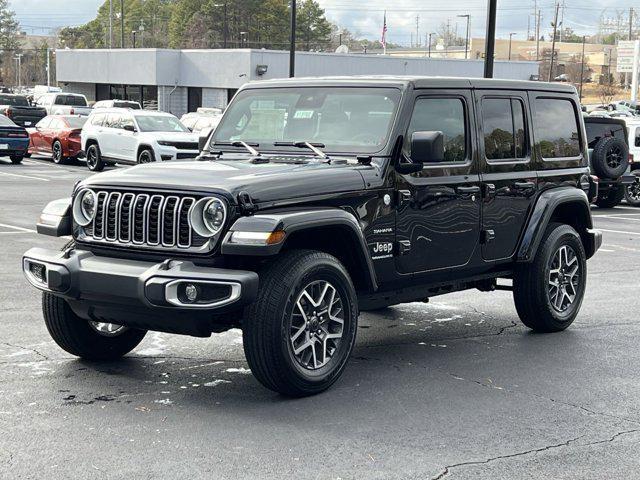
[{"left": 81, "top": 109, "right": 201, "bottom": 171}]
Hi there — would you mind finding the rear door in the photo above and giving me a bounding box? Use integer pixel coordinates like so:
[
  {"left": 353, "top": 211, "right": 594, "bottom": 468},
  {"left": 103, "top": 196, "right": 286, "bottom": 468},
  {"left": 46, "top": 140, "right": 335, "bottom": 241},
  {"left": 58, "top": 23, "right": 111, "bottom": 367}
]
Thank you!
[
  {"left": 395, "top": 91, "right": 482, "bottom": 274},
  {"left": 116, "top": 113, "right": 138, "bottom": 160},
  {"left": 476, "top": 91, "right": 537, "bottom": 261}
]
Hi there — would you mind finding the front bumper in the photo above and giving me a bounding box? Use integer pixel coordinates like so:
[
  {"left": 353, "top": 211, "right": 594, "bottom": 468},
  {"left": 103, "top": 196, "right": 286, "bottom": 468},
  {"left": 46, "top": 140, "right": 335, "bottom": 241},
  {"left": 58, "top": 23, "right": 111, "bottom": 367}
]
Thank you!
[
  {"left": 22, "top": 247, "right": 259, "bottom": 336},
  {"left": 156, "top": 146, "right": 200, "bottom": 161}
]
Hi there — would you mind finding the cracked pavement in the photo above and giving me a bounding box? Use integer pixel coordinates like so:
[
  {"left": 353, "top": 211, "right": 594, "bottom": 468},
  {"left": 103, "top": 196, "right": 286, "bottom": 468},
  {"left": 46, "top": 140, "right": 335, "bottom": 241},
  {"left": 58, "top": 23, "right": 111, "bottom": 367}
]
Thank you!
[{"left": 1, "top": 158, "right": 640, "bottom": 479}]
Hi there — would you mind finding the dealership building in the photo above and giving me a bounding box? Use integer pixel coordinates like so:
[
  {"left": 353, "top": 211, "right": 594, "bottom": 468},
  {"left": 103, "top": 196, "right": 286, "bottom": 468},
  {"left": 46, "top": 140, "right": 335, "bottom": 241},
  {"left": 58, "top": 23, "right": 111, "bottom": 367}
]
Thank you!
[{"left": 56, "top": 48, "right": 539, "bottom": 118}]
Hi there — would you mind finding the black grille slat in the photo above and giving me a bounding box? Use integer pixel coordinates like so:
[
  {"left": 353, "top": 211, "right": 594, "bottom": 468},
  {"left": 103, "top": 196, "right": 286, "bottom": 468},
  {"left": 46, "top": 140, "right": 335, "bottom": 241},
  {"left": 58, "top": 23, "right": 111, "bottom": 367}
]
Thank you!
[{"left": 83, "top": 190, "right": 209, "bottom": 252}]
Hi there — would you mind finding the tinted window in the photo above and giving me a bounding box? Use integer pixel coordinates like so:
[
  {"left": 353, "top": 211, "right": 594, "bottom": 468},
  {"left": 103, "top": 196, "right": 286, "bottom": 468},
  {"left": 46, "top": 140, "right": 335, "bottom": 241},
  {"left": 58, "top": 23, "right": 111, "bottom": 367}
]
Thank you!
[
  {"left": 90, "top": 113, "right": 105, "bottom": 126},
  {"left": 136, "top": 115, "right": 188, "bottom": 132},
  {"left": 55, "top": 95, "right": 87, "bottom": 106},
  {"left": 635, "top": 127, "right": 640, "bottom": 148},
  {"left": 482, "top": 98, "right": 527, "bottom": 160},
  {"left": 584, "top": 121, "right": 626, "bottom": 148},
  {"left": 0, "top": 95, "right": 28, "bottom": 106},
  {"left": 36, "top": 117, "right": 52, "bottom": 128},
  {"left": 405, "top": 97, "right": 466, "bottom": 162},
  {"left": 534, "top": 98, "right": 581, "bottom": 158}
]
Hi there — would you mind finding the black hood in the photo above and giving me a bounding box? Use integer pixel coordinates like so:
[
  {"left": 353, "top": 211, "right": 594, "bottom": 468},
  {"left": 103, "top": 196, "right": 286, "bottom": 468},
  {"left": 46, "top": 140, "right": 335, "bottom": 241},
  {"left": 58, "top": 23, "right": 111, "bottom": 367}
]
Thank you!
[{"left": 81, "top": 158, "right": 369, "bottom": 204}]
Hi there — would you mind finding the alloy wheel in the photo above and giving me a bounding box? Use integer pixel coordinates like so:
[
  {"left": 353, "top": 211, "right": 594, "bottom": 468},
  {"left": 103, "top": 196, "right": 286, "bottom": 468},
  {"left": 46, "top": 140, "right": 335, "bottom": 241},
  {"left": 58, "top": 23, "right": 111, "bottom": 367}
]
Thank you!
[
  {"left": 138, "top": 151, "right": 153, "bottom": 163},
  {"left": 87, "top": 147, "right": 97, "bottom": 169},
  {"left": 289, "top": 280, "right": 345, "bottom": 370},
  {"left": 88, "top": 321, "right": 128, "bottom": 337},
  {"left": 53, "top": 142, "right": 62, "bottom": 163},
  {"left": 626, "top": 179, "right": 640, "bottom": 202},
  {"left": 605, "top": 145, "right": 623, "bottom": 169},
  {"left": 547, "top": 245, "right": 581, "bottom": 313}
]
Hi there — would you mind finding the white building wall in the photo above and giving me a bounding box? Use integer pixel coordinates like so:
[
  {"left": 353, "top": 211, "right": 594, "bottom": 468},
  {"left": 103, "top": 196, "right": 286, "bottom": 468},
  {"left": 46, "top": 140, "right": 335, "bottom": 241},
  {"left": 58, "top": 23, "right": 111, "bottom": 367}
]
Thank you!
[
  {"left": 202, "top": 88, "right": 228, "bottom": 109},
  {"left": 62, "top": 82, "right": 95, "bottom": 101}
]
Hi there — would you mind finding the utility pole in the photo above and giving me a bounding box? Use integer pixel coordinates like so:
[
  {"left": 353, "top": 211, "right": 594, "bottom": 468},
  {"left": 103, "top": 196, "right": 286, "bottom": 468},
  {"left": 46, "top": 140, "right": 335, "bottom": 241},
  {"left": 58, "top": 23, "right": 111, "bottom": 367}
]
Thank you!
[
  {"left": 415, "top": 15, "right": 420, "bottom": 48},
  {"left": 428, "top": 32, "right": 433, "bottom": 58},
  {"left": 579, "top": 36, "right": 586, "bottom": 101},
  {"left": 628, "top": 8, "right": 635, "bottom": 87},
  {"left": 289, "top": 0, "right": 296, "bottom": 77},
  {"left": 458, "top": 14, "right": 470, "bottom": 59},
  {"left": 484, "top": 0, "right": 497, "bottom": 78},
  {"left": 120, "top": 0, "right": 125, "bottom": 48},
  {"left": 549, "top": 2, "right": 560, "bottom": 82},
  {"left": 46, "top": 48, "right": 51, "bottom": 87},
  {"left": 559, "top": 0, "right": 565, "bottom": 42},
  {"left": 508, "top": 33, "right": 517, "bottom": 60},
  {"left": 109, "top": 0, "right": 113, "bottom": 48},
  {"left": 14, "top": 54, "right": 23, "bottom": 89}
]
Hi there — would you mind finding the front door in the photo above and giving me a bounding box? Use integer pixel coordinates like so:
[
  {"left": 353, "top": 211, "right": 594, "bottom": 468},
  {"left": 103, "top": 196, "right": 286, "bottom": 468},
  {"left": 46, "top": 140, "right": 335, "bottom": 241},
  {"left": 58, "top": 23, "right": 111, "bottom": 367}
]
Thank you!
[
  {"left": 476, "top": 91, "right": 537, "bottom": 261},
  {"left": 395, "top": 92, "right": 481, "bottom": 274}
]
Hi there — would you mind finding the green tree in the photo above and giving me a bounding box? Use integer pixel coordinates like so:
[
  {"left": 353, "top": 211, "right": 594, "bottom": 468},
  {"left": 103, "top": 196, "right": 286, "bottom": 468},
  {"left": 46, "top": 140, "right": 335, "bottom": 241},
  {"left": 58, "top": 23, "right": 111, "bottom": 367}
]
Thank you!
[{"left": 296, "top": 0, "right": 332, "bottom": 51}]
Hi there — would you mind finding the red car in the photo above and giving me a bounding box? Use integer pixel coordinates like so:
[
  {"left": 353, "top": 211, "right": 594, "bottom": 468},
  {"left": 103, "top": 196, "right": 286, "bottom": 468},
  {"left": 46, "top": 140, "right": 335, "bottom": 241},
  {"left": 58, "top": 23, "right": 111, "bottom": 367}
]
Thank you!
[{"left": 27, "top": 115, "right": 87, "bottom": 164}]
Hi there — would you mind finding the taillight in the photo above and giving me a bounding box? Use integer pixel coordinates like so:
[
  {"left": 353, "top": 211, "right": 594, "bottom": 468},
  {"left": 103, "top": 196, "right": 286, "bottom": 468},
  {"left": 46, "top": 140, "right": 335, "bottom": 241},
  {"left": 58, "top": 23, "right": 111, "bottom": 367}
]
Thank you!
[
  {"left": 69, "top": 130, "right": 80, "bottom": 138},
  {"left": 69, "top": 108, "right": 75, "bottom": 115},
  {"left": 4, "top": 108, "right": 11, "bottom": 118},
  {"left": 8, "top": 132, "right": 28, "bottom": 138}
]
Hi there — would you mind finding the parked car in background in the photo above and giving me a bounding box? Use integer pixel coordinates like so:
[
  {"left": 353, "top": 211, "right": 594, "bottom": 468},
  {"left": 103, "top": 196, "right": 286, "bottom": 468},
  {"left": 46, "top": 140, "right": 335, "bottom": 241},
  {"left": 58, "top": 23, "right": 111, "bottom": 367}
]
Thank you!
[
  {"left": 93, "top": 99, "right": 141, "bottom": 110},
  {"left": 584, "top": 116, "right": 633, "bottom": 208},
  {"left": 610, "top": 100, "right": 640, "bottom": 115},
  {"left": 623, "top": 119, "right": 640, "bottom": 206},
  {"left": 0, "top": 114, "right": 29, "bottom": 164},
  {"left": 37, "top": 93, "right": 92, "bottom": 116},
  {"left": 27, "top": 115, "right": 87, "bottom": 164},
  {"left": 180, "top": 111, "right": 223, "bottom": 135},
  {"left": 0, "top": 94, "right": 47, "bottom": 127},
  {"left": 81, "top": 109, "right": 200, "bottom": 171}
]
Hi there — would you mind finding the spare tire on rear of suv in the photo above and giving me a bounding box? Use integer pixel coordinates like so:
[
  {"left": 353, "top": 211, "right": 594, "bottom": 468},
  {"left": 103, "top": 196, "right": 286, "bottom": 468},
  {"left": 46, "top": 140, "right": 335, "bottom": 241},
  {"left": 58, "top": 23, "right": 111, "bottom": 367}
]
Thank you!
[{"left": 591, "top": 136, "right": 629, "bottom": 179}]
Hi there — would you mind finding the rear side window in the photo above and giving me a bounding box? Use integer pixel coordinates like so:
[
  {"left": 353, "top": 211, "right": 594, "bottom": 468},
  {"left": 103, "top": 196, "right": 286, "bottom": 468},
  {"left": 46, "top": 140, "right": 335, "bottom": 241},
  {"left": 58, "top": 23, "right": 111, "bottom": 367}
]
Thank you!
[
  {"left": 482, "top": 98, "right": 527, "bottom": 160},
  {"left": 90, "top": 113, "right": 105, "bottom": 126},
  {"left": 534, "top": 98, "right": 581, "bottom": 159},
  {"left": 584, "top": 121, "right": 626, "bottom": 148},
  {"left": 405, "top": 97, "right": 467, "bottom": 163}
]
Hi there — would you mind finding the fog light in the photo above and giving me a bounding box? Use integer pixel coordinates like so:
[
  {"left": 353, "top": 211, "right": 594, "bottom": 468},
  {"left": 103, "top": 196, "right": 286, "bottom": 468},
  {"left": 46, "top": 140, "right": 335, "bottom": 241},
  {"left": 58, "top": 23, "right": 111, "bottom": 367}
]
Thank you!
[
  {"left": 184, "top": 283, "right": 199, "bottom": 303},
  {"left": 29, "top": 262, "right": 46, "bottom": 284}
]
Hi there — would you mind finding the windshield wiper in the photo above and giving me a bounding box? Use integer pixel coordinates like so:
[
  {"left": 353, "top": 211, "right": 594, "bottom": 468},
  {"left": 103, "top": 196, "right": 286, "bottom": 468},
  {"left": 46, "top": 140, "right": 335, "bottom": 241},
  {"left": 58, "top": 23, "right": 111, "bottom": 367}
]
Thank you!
[
  {"left": 213, "top": 141, "right": 260, "bottom": 156},
  {"left": 274, "top": 141, "right": 328, "bottom": 159}
]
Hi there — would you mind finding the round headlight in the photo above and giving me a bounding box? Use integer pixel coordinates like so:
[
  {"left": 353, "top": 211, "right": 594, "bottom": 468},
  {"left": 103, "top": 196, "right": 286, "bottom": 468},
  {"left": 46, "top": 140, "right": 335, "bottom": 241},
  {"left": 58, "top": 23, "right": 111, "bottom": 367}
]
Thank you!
[
  {"left": 190, "top": 197, "right": 227, "bottom": 237},
  {"left": 72, "top": 189, "right": 97, "bottom": 226}
]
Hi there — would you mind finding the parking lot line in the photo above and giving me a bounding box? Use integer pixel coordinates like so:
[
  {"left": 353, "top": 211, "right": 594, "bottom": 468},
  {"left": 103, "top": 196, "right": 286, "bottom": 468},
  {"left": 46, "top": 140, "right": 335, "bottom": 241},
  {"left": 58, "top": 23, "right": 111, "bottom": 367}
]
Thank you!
[
  {"left": 0, "top": 223, "right": 36, "bottom": 233},
  {"left": 0, "top": 171, "right": 49, "bottom": 182},
  {"left": 599, "top": 228, "right": 640, "bottom": 236}
]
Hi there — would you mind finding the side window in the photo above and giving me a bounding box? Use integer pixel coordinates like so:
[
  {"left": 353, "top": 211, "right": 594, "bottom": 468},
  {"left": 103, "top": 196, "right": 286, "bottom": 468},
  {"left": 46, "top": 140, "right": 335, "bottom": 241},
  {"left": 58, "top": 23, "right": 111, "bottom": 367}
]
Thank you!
[
  {"left": 405, "top": 97, "right": 467, "bottom": 163},
  {"left": 105, "top": 113, "right": 121, "bottom": 128},
  {"left": 636, "top": 127, "right": 640, "bottom": 148},
  {"left": 49, "top": 119, "right": 63, "bottom": 129},
  {"left": 482, "top": 97, "right": 527, "bottom": 161},
  {"left": 90, "top": 113, "right": 105, "bottom": 127},
  {"left": 534, "top": 98, "right": 581, "bottom": 159},
  {"left": 121, "top": 115, "right": 135, "bottom": 130},
  {"left": 36, "top": 117, "right": 51, "bottom": 129}
]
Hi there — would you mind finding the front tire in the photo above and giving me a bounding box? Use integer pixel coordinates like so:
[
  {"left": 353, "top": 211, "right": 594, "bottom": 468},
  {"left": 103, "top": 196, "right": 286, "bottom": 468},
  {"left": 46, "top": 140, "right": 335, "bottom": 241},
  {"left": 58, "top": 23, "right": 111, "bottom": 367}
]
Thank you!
[
  {"left": 513, "top": 223, "right": 587, "bottom": 333},
  {"left": 43, "top": 293, "right": 147, "bottom": 360},
  {"left": 9, "top": 154, "right": 23, "bottom": 164},
  {"left": 85, "top": 143, "right": 104, "bottom": 171},
  {"left": 137, "top": 148, "right": 155, "bottom": 164},
  {"left": 243, "top": 250, "right": 358, "bottom": 397}
]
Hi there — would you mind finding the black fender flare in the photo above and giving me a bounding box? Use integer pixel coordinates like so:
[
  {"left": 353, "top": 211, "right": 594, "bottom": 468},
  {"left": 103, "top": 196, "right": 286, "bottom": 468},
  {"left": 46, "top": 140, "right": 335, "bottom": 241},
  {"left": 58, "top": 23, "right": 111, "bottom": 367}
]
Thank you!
[
  {"left": 221, "top": 208, "right": 378, "bottom": 291},
  {"left": 517, "top": 187, "right": 600, "bottom": 262}
]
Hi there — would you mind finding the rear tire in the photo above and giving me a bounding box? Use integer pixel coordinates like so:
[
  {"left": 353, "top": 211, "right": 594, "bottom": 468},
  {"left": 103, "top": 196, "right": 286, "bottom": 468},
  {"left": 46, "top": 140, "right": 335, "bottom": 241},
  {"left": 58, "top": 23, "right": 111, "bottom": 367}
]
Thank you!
[
  {"left": 42, "top": 293, "right": 147, "bottom": 360},
  {"left": 243, "top": 250, "right": 358, "bottom": 397},
  {"left": 9, "top": 154, "right": 23, "bottom": 164},
  {"left": 52, "top": 140, "right": 66, "bottom": 165},
  {"left": 513, "top": 223, "right": 587, "bottom": 333},
  {"left": 595, "top": 185, "right": 625, "bottom": 208},
  {"left": 85, "top": 143, "right": 104, "bottom": 171}
]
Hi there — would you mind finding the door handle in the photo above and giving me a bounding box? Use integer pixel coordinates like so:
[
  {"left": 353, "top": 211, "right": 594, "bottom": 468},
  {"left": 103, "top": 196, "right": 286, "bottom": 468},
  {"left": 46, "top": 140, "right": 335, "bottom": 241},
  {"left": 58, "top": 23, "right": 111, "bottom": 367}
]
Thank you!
[
  {"left": 456, "top": 186, "right": 481, "bottom": 194},
  {"left": 514, "top": 181, "right": 535, "bottom": 189}
]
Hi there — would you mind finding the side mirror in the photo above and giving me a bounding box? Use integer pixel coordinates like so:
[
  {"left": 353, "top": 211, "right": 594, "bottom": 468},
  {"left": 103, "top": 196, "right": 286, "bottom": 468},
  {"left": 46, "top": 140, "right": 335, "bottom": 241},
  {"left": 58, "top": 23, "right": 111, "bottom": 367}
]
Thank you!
[
  {"left": 198, "top": 136, "right": 208, "bottom": 152},
  {"left": 123, "top": 124, "right": 136, "bottom": 132},
  {"left": 410, "top": 131, "right": 445, "bottom": 163}
]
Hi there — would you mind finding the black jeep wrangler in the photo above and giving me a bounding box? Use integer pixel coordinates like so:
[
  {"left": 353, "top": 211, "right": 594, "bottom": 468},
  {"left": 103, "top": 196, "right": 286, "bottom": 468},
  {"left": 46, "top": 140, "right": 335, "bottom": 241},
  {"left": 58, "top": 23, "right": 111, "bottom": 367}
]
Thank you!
[
  {"left": 23, "top": 77, "right": 601, "bottom": 396},
  {"left": 583, "top": 116, "right": 632, "bottom": 208}
]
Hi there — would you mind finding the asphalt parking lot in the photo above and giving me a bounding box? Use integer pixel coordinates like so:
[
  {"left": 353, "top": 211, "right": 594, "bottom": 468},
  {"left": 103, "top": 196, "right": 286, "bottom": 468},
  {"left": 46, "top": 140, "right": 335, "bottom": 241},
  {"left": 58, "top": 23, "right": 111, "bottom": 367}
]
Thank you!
[{"left": 1, "top": 156, "right": 639, "bottom": 479}]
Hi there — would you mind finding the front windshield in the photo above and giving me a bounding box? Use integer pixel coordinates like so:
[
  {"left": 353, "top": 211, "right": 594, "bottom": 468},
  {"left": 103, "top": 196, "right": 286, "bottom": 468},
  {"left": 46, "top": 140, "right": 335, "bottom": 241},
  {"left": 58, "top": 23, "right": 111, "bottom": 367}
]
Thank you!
[
  {"left": 136, "top": 115, "right": 188, "bottom": 132},
  {"left": 212, "top": 87, "right": 401, "bottom": 154}
]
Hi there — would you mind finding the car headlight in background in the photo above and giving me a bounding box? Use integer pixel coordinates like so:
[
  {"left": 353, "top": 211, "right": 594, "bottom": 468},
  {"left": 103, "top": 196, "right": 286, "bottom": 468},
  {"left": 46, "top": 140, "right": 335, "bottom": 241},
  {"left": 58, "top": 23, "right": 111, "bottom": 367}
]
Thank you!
[
  {"left": 72, "top": 189, "right": 97, "bottom": 226},
  {"left": 190, "top": 197, "right": 227, "bottom": 237}
]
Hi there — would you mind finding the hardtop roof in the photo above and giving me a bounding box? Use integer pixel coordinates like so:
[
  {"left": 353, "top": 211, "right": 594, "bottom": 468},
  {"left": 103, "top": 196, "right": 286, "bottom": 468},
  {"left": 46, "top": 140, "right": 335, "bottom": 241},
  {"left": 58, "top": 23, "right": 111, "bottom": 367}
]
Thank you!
[{"left": 244, "top": 76, "right": 577, "bottom": 94}]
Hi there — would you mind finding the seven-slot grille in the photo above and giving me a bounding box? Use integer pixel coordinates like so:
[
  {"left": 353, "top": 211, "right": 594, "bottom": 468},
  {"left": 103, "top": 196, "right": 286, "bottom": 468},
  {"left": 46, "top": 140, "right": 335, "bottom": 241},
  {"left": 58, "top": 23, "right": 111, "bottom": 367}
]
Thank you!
[{"left": 83, "top": 190, "right": 209, "bottom": 252}]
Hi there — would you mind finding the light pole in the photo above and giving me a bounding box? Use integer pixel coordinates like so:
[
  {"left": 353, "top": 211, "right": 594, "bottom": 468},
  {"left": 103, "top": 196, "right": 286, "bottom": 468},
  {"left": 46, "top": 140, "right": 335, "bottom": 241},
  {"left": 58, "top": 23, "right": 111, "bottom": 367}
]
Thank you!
[
  {"left": 14, "top": 54, "right": 23, "bottom": 90},
  {"left": 289, "top": 0, "right": 296, "bottom": 77},
  {"left": 120, "top": 0, "right": 125, "bottom": 48},
  {"left": 428, "top": 32, "right": 434, "bottom": 58},
  {"left": 484, "top": 0, "right": 497, "bottom": 78},
  {"left": 132, "top": 30, "right": 137, "bottom": 48},
  {"left": 579, "top": 35, "right": 586, "bottom": 101},
  {"left": 46, "top": 48, "right": 52, "bottom": 87},
  {"left": 212, "top": 3, "right": 228, "bottom": 48},
  {"left": 240, "top": 31, "right": 247, "bottom": 47},
  {"left": 508, "top": 32, "right": 517, "bottom": 60},
  {"left": 457, "top": 14, "right": 470, "bottom": 59}
]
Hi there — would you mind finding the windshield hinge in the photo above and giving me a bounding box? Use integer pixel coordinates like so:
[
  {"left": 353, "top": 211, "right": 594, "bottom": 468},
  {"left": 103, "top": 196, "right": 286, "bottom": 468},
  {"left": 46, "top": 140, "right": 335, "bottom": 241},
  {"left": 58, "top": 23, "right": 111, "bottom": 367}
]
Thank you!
[{"left": 237, "top": 191, "right": 257, "bottom": 215}]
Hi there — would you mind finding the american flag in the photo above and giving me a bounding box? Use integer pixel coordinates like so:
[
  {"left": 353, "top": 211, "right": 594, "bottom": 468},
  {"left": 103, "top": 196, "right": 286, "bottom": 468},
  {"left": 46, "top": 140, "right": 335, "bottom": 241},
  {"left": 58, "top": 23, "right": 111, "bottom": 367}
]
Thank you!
[{"left": 381, "top": 11, "right": 387, "bottom": 51}]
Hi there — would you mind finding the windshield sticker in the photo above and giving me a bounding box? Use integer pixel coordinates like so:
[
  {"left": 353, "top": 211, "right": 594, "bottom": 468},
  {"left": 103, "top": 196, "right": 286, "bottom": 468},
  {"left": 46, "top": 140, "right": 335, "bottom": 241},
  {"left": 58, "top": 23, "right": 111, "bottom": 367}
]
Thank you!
[{"left": 293, "top": 110, "right": 314, "bottom": 119}]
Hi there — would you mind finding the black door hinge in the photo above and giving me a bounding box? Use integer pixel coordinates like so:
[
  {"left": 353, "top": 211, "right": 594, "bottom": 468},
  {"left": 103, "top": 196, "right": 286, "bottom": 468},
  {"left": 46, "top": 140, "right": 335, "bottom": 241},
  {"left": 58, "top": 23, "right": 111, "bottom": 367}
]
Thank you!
[
  {"left": 397, "top": 189, "right": 412, "bottom": 206},
  {"left": 481, "top": 229, "right": 495, "bottom": 244},
  {"left": 237, "top": 191, "right": 257, "bottom": 215},
  {"left": 396, "top": 240, "right": 411, "bottom": 255}
]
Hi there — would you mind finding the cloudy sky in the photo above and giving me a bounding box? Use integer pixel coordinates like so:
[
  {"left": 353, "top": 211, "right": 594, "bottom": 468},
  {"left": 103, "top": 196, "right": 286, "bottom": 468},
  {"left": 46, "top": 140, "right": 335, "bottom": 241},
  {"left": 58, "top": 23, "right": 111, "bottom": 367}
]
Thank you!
[{"left": 11, "top": 0, "right": 639, "bottom": 46}]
